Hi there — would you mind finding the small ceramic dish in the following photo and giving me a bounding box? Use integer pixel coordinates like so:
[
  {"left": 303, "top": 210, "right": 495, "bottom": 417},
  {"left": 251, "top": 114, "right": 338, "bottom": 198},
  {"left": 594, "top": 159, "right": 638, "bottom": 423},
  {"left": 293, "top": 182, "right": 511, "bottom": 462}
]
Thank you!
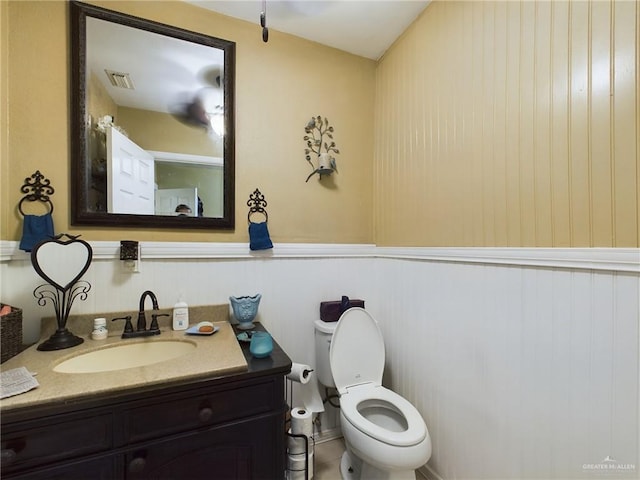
[
  {"left": 185, "top": 322, "right": 220, "bottom": 336},
  {"left": 236, "top": 331, "right": 255, "bottom": 343}
]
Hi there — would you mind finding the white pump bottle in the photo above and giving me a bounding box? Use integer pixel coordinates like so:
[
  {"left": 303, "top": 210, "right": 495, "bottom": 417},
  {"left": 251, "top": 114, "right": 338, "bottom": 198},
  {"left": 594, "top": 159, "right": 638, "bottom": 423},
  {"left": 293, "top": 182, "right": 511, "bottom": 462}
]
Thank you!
[{"left": 172, "top": 296, "right": 189, "bottom": 330}]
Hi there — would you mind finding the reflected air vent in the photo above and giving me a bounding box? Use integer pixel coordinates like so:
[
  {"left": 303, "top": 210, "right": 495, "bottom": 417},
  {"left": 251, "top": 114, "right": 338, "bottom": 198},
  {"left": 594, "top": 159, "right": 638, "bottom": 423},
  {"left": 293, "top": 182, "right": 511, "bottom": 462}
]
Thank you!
[{"left": 105, "top": 70, "right": 135, "bottom": 89}]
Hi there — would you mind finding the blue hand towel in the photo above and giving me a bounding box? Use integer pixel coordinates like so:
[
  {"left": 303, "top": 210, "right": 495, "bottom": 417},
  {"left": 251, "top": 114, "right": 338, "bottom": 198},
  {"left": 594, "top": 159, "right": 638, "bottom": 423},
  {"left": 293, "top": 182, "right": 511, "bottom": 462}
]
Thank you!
[
  {"left": 19, "top": 213, "right": 54, "bottom": 252},
  {"left": 249, "top": 221, "right": 273, "bottom": 251}
]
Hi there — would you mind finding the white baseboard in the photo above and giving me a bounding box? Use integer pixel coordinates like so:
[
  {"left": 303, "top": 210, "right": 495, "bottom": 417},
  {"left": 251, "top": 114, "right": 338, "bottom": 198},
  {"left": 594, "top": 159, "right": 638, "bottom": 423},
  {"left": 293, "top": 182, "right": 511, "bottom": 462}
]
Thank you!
[
  {"left": 313, "top": 427, "right": 343, "bottom": 444},
  {"left": 418, "top": 463, "right": 444, "bottom": 480}
]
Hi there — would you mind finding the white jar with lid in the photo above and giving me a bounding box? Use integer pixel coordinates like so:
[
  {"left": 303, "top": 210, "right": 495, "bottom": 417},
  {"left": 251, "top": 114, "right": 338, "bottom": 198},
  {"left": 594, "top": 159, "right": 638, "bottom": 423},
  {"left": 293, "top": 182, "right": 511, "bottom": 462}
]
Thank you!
[{"left": 91, "top": 317, "right": 108, "bottom": 340}]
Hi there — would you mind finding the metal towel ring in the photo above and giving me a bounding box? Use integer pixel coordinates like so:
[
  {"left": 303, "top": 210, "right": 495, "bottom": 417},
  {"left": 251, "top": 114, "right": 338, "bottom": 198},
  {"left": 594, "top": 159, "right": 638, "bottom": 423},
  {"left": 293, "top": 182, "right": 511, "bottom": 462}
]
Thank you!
[
  {"left": 18, "top": 170, "right": 54, "bottom": 216},
  {"left": 247, "top": 188, "right": 268, "bottom": 223}
]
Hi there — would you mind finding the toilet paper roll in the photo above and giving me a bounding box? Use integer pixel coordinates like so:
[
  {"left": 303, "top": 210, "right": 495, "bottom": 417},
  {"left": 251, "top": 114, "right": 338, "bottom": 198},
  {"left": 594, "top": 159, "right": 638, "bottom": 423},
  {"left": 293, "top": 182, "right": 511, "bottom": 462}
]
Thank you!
[
  {"left": 287, "top": 363, "right": 313, "bottom": 384},
  {"left": 287, "top": 428, "right": 315, "bottom": 455},
  {"left": 290, "top": 407, "right": 313, "bottom": 438},
  {"left": 287, "top": 363, "right": 325, "bottom": 414},
  {"left": 285, "top": 471, "right": 299, "bottom": 480},
  {"left": 287, "top": 451, "right": 314, "bottom": 477},
  {"left": 286, "top": 469, "right": 308, "bottom": 480}
]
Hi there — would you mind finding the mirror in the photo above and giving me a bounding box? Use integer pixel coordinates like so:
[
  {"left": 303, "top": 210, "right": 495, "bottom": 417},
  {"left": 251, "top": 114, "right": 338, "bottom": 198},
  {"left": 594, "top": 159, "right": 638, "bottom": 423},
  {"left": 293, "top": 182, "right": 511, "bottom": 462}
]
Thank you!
[{"left": 70, "top": 1, "right": 235, "bottom": 229}]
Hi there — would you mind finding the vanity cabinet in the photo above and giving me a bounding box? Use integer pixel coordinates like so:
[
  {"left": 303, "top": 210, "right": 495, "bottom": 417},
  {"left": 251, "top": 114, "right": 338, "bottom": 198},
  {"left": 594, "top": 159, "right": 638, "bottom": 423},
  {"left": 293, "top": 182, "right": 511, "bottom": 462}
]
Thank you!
[
  {"left": 1, "top": 327, "right": 291, "bottom": 479},
  {"left": 124, "top": 413, "right": 278, "bottom": 479}
]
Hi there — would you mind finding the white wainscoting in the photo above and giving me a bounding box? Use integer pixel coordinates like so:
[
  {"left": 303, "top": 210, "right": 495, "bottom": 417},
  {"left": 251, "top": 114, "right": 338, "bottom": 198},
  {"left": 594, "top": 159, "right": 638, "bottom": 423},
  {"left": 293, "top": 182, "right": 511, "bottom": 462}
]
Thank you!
[
  {"left": 375, "top": 258, "right": 639, "bottom": 480},
  {"left": 1, "top": 242, "right": 638, "bottom": 479}
]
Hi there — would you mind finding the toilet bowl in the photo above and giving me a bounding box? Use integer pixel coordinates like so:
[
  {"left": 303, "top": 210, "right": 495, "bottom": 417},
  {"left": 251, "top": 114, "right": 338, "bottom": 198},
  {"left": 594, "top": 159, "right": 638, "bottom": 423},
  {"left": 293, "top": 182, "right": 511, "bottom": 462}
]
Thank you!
[{"left": 328, "top": 308, "right": 431, "bottom": 480}]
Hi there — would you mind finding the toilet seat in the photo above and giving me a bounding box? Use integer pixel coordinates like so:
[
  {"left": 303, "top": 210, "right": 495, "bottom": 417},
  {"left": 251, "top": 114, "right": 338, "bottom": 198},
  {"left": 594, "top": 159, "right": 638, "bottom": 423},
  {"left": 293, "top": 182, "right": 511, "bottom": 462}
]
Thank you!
[
  {"left": 340, "top": 384, "right": 427, "bottom": 447},
  {"left": 330, "top": 308, "right": 427, "bottom": 448}
]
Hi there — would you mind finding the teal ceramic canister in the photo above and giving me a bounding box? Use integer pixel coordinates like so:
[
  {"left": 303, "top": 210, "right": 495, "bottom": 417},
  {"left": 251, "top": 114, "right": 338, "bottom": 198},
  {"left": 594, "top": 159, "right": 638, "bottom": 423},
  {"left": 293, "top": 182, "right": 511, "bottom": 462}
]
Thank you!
[
  {"left": 229, "top": 294, "right": 262, "bottom": 330},
  {"left": 249, "top": 331, "right": 273, "bottom": 358}
]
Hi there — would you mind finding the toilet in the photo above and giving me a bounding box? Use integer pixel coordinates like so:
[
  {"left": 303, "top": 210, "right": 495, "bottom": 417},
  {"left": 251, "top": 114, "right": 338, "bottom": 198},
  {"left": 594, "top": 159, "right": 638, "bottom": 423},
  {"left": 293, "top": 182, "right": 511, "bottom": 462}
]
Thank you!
[{"left": 314, "top": 308, "right": 431, "bottom": 480}]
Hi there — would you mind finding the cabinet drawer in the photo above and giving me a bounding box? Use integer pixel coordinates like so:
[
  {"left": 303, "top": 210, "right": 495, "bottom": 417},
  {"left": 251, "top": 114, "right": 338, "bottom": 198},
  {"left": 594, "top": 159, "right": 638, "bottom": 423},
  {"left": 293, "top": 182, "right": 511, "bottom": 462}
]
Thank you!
[
  {"left": 124, "top": 380, "right": 276, "bottom": 443},
  {"left": 1, "top": 414, "right": 112, "bottom": 474},
  {"left": 4, "top": 454, "right": 115, "bottom": 480}
]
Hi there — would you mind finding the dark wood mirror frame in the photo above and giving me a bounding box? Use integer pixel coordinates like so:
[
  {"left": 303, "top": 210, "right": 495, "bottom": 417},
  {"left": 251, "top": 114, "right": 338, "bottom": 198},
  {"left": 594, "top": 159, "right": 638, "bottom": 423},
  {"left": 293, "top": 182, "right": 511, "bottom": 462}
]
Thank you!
[{"left": 70, "top": 1, "right": 235, "bottom": 230}]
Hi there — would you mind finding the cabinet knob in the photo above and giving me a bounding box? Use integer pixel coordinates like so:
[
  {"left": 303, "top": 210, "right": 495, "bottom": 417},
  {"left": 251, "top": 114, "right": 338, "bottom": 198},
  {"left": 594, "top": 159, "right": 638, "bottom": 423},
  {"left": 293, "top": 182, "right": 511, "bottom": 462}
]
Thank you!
[
  {"left": 0, "top": 449, "right": 17, "bottom": 466},
  {"left": 198, "top": 406, "right": 213, "bottom": 422},
  {"left": 128, "top": 456, "right": 146, "bottom": 473}
]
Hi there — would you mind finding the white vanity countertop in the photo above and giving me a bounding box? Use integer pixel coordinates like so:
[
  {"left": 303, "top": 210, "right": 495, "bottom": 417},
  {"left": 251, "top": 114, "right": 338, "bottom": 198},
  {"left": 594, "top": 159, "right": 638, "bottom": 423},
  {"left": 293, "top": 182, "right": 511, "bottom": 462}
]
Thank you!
[{"left": 0, "top": 305, "right": 248, "bottom": 412}]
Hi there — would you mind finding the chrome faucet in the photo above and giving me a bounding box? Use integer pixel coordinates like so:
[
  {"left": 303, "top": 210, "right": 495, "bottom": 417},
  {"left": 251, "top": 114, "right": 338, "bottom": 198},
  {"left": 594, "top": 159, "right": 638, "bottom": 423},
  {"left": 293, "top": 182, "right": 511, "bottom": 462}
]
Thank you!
[{"left": 112, "top": 290, "right": 168, "bottom": 339}]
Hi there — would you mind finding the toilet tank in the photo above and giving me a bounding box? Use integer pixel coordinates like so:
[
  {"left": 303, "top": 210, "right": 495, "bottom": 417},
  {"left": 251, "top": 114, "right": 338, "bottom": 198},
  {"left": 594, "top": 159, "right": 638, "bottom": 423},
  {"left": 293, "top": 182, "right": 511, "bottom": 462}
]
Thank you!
[{"left": 314, "top": 320, "right": 337, "bottom": 388}]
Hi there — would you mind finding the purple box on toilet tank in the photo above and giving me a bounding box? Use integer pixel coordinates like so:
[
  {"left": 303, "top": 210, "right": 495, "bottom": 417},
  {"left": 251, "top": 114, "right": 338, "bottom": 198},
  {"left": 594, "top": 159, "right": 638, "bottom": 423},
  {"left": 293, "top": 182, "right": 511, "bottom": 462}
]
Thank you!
[{"left": 319, "top": 297, "right": 365, "bottom": 323}]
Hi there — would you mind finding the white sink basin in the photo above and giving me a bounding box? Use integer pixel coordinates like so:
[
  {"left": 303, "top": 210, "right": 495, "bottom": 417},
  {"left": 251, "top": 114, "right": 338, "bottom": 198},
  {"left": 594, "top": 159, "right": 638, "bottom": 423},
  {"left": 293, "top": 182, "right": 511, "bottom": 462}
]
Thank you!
[{"left": 53, "top": 340, "right": 197, "bottom": 374}]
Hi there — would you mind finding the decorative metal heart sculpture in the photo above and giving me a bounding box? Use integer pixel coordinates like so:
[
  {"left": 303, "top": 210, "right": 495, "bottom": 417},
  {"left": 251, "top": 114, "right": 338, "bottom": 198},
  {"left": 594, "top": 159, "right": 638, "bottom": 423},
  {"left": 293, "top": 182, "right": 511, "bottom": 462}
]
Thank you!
[
  {"left": 31, "top": 236, "right": 93, "bottom": 291},
  {"left": 30, "top": 234, "right": 93, "bottom": 351}
]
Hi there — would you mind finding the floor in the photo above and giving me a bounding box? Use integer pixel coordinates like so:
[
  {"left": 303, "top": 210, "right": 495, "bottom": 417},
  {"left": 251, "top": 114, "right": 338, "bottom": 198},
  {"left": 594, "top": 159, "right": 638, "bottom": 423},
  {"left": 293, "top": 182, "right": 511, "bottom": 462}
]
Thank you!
[
  {"left": 312, "top": 437, "right": 428, "bottom": 480},
  {"left": 313, "top": 437, "right": 346, "bottom": 480}
]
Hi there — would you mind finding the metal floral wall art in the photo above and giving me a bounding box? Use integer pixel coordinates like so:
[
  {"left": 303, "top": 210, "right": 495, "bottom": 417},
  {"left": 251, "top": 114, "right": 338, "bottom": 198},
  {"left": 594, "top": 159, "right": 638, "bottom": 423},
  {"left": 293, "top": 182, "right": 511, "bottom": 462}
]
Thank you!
[{"left": 304, "top": 116, "right": 340, "bottom": 182}]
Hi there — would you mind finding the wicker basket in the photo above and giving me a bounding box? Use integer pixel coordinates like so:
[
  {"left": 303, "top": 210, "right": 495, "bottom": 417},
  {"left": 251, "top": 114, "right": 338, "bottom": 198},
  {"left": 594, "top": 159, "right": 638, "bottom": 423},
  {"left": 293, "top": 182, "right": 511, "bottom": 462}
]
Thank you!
[{"left": 1, "top": 303, "right": 23, "bottom": 364}]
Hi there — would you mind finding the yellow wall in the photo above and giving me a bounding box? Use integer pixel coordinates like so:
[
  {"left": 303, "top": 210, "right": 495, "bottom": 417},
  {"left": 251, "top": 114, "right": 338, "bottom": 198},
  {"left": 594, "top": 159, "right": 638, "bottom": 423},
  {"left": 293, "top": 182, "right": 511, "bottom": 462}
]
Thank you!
[
  {"left": 0, "top": 1, "right": 8, "bottom": 242},
  {"left": 1, "top": 1, "right": 375, "bottom": 243},
  {"left": 4, "top": 1, "right": 639, "bottom": 248},
  {"left": 375, "top": 0, "right": 639, "bottom": 247},
  {"left": 88, "top": 71, "right": 117, "bottom": 127}
]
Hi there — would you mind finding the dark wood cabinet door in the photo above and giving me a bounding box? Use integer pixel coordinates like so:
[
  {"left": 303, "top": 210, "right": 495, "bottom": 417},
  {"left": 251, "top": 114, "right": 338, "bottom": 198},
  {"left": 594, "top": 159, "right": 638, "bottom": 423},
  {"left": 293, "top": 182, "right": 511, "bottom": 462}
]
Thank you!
[{"left": 125, "top": 413, "right": 284, "bottom": 480}]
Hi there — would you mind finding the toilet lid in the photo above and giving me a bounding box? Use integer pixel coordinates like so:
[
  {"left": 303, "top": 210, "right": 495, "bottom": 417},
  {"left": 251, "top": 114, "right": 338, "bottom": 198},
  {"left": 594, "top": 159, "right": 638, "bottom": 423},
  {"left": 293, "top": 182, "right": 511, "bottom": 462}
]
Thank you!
[{"left": 329, "top": 308, "right": 385, "bottom": 394}]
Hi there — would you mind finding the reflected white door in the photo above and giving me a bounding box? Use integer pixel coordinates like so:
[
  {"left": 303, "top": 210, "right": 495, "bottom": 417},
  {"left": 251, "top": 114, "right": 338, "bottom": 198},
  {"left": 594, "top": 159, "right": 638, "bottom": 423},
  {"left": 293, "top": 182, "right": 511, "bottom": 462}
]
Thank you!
[
  {"left": 107, "top": 127, "right": 155, "bottom": 214},
  {"left": 155, "top": 188, "right": 198, "bottom": 216}
]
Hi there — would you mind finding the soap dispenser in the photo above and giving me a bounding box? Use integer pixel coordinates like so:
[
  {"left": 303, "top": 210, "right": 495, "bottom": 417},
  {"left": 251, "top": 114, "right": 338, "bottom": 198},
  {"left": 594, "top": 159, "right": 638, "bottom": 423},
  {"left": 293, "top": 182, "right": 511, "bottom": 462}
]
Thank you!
[{"left": 172, "top": 296, "right": 189, "bottom": 330}]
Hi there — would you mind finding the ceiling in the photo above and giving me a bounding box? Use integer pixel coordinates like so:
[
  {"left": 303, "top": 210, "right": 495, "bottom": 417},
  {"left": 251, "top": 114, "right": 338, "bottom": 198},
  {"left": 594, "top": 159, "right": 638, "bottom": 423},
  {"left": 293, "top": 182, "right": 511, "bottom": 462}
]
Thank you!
[
  {"left": 186, "top": 0, "right": 431, "bottom": 60},
  {"left": 88, "top": 16, "right": 225, "bottom": 116}
]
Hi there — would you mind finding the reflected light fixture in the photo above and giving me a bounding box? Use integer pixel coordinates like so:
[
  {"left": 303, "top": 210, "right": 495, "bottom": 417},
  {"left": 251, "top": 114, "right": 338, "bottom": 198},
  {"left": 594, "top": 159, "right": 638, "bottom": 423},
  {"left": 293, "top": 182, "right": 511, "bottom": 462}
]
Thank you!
[
  {"left": 209, "top": 110, "right": 224, "bottom": 137},
  {"left": 179, "top": 91, "right": 224, "bottom": 137}
]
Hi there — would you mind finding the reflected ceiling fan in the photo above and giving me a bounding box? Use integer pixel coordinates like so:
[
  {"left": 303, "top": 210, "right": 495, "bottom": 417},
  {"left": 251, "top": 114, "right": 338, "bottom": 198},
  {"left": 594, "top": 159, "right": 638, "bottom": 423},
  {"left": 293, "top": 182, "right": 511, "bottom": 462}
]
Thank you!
[{"left": 168, "top": 65, "right": 224, "bottom": 136}]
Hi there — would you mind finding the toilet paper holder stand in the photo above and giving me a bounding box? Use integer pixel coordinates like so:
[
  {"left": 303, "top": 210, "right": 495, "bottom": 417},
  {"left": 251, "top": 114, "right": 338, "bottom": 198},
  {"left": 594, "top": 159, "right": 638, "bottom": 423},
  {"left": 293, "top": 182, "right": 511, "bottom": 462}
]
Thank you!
[
  {"left": 285, "top": 378, "right": 314, "bottom": 480},
  {"left": 285, "top": 430, "right": 313, "bottom": 480}
]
